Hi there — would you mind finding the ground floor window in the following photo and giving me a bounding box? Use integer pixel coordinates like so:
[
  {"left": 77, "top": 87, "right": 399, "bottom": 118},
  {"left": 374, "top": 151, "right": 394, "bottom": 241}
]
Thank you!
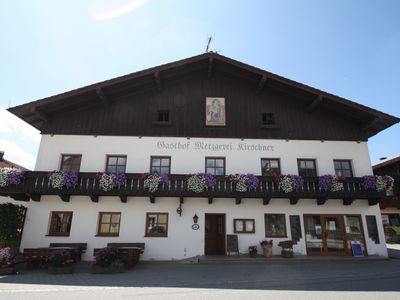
[
  {"left": 234, "top": 219, "right": 255, "bottom": 233},
  {"left": 265, "top": 214, "right": 286, "bottom": 237},
  {"left": 48, "top": 211, "right": 73, "bottom": 236},
  {"left": 382, "top": 214, "right": 400, "bottom": 243},
  {"left": 146, "top": 213, "right": 168, "bottom": 237},
  {"left": 97, "top": 212, "right": 121, "bottom": 236}
]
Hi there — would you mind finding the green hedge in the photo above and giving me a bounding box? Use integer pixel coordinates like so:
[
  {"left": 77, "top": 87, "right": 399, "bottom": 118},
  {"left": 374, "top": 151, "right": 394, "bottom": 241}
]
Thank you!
[{"left": 0, "top": 203, "right": 27, "bottom": 250}]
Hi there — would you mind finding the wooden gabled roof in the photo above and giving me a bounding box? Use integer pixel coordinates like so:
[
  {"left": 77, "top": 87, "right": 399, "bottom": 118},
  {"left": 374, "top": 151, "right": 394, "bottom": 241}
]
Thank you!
[{"left": 8, "top": 52, "right": 399, "bottom": 137}]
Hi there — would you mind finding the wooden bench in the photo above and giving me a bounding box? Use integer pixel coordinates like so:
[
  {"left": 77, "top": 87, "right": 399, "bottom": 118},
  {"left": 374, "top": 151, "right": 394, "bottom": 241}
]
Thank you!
[
  {"left": 49, "top": 243, "right": 87, "bottom": 262},
  {"left": 23, "top": 248, "right": 51, "bottom": 269},
  {"left": 93, "top": 243, "right": 145, "bottom": 269}
]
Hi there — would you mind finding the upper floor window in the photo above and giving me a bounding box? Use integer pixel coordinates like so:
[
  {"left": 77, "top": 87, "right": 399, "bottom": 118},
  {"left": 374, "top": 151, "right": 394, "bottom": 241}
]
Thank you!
[
  {"left": 97, "top": 212, "right": 121, "bottom": 236},
  {"left": 60, "top": 154, "right": 82, "bottom": 172},
  {"left": 261, "top": 158, "right": 280, "bottom": 176},
  {"left": 157, "top": 110, "right": 169, "bottom": 122},
  {"left": 262, "top": 113, "right": 275, "bottom": 125},
  {"left": 297, "top": 159, "right": 317, "bottom": 177},
  {"left": 334, "top": 160, "right": 353, "bottom": 177},
  {"left": 48, "top": 211, "right": 73, "bottom": 236},
  {"left": 150, "top": 156, "right": 171, "bottom": 174},
  {"left": 106, "top": 155, "right": 127, "bottom": 173},
  {"left": 205, "top": 157, "right": 225, "bottom": 175}
]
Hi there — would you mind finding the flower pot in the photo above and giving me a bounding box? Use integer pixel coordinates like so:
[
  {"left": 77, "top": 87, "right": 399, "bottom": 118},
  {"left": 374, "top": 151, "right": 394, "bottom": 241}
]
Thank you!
[
  {"left": 249, "top": 251, "right": 257, "bottom": 258},
  {"left": 47, "top": 265, "right": 74, "bottom": 274},
  {"left": 263, "top": 246, "right": 273, "bottom": 258},
  {"left": 91, "top": 262, "right": 125, "bottom": 274},
  {"left": 0, "top": 267, "right": 16, "bottom": 275},
  {"left": 281, "top": 250, "right": 293, "bottom": 258}
]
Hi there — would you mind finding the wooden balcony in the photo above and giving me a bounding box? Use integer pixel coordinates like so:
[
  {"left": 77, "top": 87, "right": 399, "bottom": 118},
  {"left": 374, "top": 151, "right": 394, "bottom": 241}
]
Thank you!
[{"left": 1, "top": 172, "right": 397, "bottom": 206}]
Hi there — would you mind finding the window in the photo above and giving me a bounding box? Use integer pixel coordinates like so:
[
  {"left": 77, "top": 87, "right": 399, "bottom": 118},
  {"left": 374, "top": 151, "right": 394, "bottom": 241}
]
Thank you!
[
  {"left": 106, "top": 155, "right": 127, "bottom": 173},
  {"left": 157, "top": 110, "right": 169, "bottom": 122},
  {"left": 97, "top": 212, "right": 121, "bottom": 236},
  {"left": 150, "top": 156, "right": 171, "bottom": 174},
  {"left": 146, "top": 213, "right": 168, "bottom": 237},
  {"left": 205, "top": 157, "right": 225, "bottom": 175},
  {"left": 234, "top": 219, "right": 255, "bottom": 234},
  {"left": 60, "top": 155, "right": 82, "bottom": 172},
  {"left": 334, "top": 160, "right": 353, "bottom": 177},
  {"left": 48, "top": 211, "right": 73, "bottom": 236},
  {"left": 297, "top": 159, "right": 317, "bottom": 177},
  {"left": 261, "top": 158, "right": 280, "bottom": 176},
  {"left": 265, "top": 214, "right": 287, "bottom": 237},
  {"left": 262, "top": 113, "right": 275, "bottom": 125}
]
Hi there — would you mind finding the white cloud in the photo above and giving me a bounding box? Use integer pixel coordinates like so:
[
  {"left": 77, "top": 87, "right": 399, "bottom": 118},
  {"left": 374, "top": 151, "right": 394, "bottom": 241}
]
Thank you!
[
  {"left": 0, "top": 107, "right": 40, "bottom": 143},
  {"left": 0, "top": 139, "right": 37, "bottom": 170},
  {"left": 0, "top": 107, "right": 40, "bottom": 169},
  {"left": 90, "top": 0, "right": 149, "bottom": 21}
]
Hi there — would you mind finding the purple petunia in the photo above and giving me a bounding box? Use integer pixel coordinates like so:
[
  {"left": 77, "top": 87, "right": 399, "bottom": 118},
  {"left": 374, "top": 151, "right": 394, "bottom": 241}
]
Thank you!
[
  {"left": 319, "top": 175, "right": 333, "bottom": 191},
  {"left": 63, "top": 171, "right": 79, "bottom": 189},
  {"left": 361, "top": 176, "right": 376, "bottom": 190},
  {"left": 160, "top": 173, "right": 169, "bottom": 185},
  {"left": 7, "top": 169, "right": 24, "bottom": 185},
  {"left": 289, "top": 175, "right": 304, "bottom": 191},
  {"left": 245, "top": 174, "right": 259, "bottom": 190},
  {"left": 113, "top": 172, "right": 126, "bottom": 188},
  {"left": 202, "top": 173, "right": 217, "bottom": 188}
]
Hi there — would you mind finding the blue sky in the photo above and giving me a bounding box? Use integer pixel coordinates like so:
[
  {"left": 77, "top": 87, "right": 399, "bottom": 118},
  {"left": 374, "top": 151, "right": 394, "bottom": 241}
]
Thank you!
[{"left": 0, "top": 0, "right": 399, "bottom": 169}]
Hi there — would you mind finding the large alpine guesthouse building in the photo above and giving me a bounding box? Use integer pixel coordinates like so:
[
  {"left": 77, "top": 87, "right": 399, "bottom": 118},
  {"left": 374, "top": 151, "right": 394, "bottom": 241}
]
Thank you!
[{"left": 1, "top": 52, "right": 399, "bottom": 260}]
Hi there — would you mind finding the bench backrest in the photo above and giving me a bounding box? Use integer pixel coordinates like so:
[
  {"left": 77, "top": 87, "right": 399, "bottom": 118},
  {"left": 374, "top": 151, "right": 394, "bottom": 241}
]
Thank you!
[
  {"left": 23, "top": 248, "right": 51, "bottom": 256},
  {"left": 107, "top": 243, "right": 145, "bottom": 250},
  {"left": 49, "top": 243, "right": 87, "bottom": 252}
]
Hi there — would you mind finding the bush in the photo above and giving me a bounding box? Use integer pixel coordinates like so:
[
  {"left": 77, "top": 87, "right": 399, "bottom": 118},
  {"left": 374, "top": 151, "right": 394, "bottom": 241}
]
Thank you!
[
  {"left": 0, "top": 203, "right": 26, "bottom": 250},
  {"left": 48, "top": 250, "right": 74, "bottom": 267}
]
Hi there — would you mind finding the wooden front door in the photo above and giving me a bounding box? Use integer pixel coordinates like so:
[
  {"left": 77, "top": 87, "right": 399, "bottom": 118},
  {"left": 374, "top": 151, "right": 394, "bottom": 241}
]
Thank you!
[
  {"left": 205, "top": 214, "right": 226, "bottom": 255},
  {"left": 304, "top": 214, "right": 348, "bottom": 256}
]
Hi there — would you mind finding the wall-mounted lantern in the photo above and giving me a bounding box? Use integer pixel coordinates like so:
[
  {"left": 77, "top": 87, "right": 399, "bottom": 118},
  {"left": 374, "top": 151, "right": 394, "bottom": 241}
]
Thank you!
[{"left": 193, "top": 214, "right": 199, "bottom": 224}]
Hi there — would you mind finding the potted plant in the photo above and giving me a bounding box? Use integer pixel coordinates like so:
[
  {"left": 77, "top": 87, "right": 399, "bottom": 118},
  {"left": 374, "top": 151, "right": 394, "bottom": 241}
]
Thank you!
[
  {"left": 260, "top": 239, "right": 273, "bottom": 257},
  {"left": 91, "top": 247, "right": 125, "bottom": 274},
  {"left": 47, "top": 249, "right": 75, "bottom": 274},
  {"left": 278, "top": 240, "right": 294, "bottom": 258},
  {"left": 0, "top": 247, "right": 17, "bottom": 275},
  {"left": 248, "top": 246, "right": 258, "bottom": 258}
]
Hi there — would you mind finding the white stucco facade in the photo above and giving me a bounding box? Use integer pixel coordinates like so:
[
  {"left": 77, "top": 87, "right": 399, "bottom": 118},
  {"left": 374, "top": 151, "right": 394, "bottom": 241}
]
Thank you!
[{"left": 18, "top": 134, "right": 388, "bottom": 259}]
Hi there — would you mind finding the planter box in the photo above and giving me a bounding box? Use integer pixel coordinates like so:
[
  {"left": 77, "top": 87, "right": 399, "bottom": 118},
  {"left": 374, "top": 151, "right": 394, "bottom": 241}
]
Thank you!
[
  {"left": 91, "top": 263, "right": 125, "bottom": 274},
  {"left": 262, "top": 246, "right": 273, "bottom": 258},
  {"left": 0, "top": 267, "right": 16, "bottom": 275},
  {"left": 281, "top": 250, "right": 294, "bottom": 258},
  {"left": 249, "top": 251, "right": 258, "bottom": 258},
  {"left": 47, "top": 265, "right": 75, "bottom": 274}
]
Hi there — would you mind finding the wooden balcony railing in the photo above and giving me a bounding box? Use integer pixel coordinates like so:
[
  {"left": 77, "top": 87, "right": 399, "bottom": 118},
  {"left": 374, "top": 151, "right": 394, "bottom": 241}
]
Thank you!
[{"left": 1, "top": 172, "right": 398, "bottom": 205}]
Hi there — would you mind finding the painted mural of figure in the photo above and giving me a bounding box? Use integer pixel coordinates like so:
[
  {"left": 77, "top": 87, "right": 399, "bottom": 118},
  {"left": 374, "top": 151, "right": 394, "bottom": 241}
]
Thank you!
[{"left": 207, "top": 99, "right": 222, "bottom": 122}]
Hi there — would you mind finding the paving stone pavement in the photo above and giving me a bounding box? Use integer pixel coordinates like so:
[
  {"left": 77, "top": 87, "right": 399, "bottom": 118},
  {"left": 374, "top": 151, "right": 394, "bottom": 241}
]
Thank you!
[{"left": 1, "top": 259, "right": 400, "bottom": 299}]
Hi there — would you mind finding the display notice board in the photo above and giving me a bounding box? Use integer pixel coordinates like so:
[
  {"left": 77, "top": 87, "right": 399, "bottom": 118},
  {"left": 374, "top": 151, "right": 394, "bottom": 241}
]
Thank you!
[{"left": 226, "top": 234, "right": 239, "bottom": 256}]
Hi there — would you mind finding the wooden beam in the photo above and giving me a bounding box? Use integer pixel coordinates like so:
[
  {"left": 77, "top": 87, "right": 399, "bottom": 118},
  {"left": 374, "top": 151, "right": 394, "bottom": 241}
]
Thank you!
[
  {"left": 343, "top": 198, "right": 354, "bottom": 206},
  {"left": 208, "top": 57, "right": 214, "bottom": 78},
  {"left": 119, "top": 194, "right": 127, "bottom": 203},
  {"left": 90, "top": 195, "right": 99, "bottom": 203},
  {"left": 255, "top": 75, "right": 267, "bottom": 95},
  {"left": 154, "top": 72, "right": 161, "bottom": 91},
  {"left": 289, "top": 197, "right": 299, "bottom": 205},
  {"left": 235, "top": 197, "right": 242, "bottom": 205},
  {"left": 29, "top": 194, "right": 41, "bottom": 202},
  {"left": 150, "top": 195, "right": 155, "bottom": 203},
  {"left": 305, "top": 95, "right": 323, "bottom": 112},
  {"left": 262, "top": 196, "right": 271, "bottom": 205},
  {"left": 208, "top": 197, "right": 213, "bottom": 204},
  {"left": 368, "top": 198, "right": 379, "bottom": 206},
  {"left": 59, "top": 194, "right": 70, "bottom": 202},
  {"left": 9, "top": 194, "right": 30, "bottom": 202},
  {"left": 317, "top": 197, "right": 327, "bottom": 205},
  {"left": 96, "top": 87, "right": 109, "bottom": 106}
]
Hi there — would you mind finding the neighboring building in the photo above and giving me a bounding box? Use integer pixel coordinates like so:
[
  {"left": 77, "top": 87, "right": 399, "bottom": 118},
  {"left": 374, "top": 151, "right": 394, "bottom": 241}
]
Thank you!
[
  {"left": 373, "top": 156, "right": 400, "bottom": 243},
  {"left": 0, "top": 151, "right": 29, "bottom": 205},
  {"left": 0, "top": 52, "right": 399, "bottom": 260}
]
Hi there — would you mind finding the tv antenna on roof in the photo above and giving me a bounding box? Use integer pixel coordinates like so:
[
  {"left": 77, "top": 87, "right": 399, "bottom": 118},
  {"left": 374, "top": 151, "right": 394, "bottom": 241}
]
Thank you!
[{"left": 205, "top": 35, "right": 213, "bottom": 52}]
